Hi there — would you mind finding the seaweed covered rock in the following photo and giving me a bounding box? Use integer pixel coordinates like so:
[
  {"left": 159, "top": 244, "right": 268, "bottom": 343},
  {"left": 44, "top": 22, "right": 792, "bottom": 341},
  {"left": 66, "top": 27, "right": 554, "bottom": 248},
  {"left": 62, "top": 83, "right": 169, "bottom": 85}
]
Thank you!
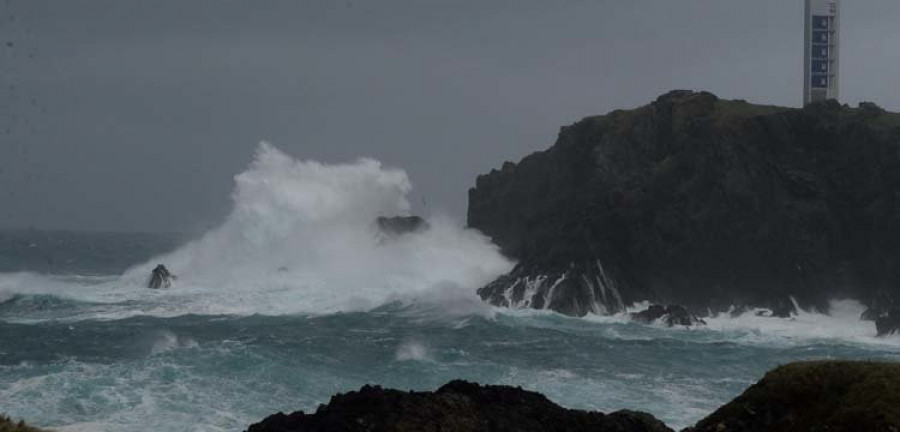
[
  {"left": 469, "top": 91, "right": 900, "bottom": 317},
  {"left": 245, "top": 380, "right": 672, "bottom": 432},
  {"left": 687, "top": 361, "right": 900, "bottom": 432}
]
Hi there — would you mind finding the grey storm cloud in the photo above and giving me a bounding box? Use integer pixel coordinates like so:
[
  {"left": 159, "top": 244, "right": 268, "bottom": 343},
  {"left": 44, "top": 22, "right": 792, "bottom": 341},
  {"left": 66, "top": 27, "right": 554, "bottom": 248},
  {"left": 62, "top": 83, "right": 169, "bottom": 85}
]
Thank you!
[{"left": 1, "top": 0, "right": 898, "bottom": 232}]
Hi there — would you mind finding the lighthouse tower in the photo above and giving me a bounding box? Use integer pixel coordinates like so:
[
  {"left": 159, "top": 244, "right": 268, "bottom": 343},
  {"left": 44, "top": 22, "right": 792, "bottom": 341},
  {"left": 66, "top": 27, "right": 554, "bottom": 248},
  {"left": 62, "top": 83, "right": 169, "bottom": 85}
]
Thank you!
[{"left": 804, "top": 0, "right": 840, "bottom": 105}]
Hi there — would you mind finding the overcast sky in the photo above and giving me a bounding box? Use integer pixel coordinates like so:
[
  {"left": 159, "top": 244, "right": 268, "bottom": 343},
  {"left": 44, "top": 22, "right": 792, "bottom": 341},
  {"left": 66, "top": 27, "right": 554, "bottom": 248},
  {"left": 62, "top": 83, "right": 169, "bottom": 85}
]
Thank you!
[{"left": 1, "top": 0, "right": 898, "bottom": 233}]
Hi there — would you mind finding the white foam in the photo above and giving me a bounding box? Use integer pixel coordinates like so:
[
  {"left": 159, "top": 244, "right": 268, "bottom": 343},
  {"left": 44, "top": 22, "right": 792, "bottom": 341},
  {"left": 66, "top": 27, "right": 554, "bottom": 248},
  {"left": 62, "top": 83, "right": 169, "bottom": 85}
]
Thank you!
[
  {"left": 0, "top": 143, "right": 513, "bottom": 322},
  {"left": 148, "top": 330, "right": 199, "bottom": 355},
  {"left": 703, "top": 298, "right": 900, "bottom": 348},
  {"left": 500, "top": 299, "right": 900, "bottom": 349},
  {"left": 395, "top": 340, "right": 434, "bottom": 362}
]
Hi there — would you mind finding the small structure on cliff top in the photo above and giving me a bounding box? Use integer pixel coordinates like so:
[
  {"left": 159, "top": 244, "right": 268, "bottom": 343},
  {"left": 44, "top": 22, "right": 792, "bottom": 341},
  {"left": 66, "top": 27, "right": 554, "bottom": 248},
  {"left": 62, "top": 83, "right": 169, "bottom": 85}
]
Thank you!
[{"left": 804, "top": 0, "right": 840, "bottom": 105}]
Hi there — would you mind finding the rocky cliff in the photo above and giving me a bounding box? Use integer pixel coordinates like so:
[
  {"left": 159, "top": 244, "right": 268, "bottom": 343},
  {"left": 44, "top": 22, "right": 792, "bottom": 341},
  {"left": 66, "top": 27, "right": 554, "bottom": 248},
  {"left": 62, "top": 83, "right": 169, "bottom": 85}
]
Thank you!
[{"left": 469, "top": 90, "right": 900, "bottom": 316}]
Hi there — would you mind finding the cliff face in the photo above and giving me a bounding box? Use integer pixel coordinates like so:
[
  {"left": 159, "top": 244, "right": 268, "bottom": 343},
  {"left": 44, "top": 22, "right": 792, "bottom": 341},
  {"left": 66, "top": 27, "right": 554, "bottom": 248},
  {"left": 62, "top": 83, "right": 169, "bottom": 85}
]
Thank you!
[{"left": 469, "top": 91, "right": 900, "bottom": 316}]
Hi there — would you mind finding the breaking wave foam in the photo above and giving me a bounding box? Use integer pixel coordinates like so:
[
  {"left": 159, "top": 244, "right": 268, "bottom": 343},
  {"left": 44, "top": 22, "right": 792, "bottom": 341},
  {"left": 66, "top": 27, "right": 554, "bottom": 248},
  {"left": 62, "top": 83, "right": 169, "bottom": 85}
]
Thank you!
[
  {"left": 570, "top": 298, "right": 900, "bottom": 349},
  {"left": 0, "top": 143, "right": 513, "bottom": 321}
]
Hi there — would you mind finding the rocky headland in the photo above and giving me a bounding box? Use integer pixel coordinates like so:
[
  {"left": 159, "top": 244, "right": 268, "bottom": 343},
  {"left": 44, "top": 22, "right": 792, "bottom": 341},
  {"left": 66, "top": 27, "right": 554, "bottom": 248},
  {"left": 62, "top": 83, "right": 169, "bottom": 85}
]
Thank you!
[
  {"left": 245, "top": 361, "right": 900, "bottom": 432},
  {"left": 468, "top": 91, "right": 900, "bottom": 324}
]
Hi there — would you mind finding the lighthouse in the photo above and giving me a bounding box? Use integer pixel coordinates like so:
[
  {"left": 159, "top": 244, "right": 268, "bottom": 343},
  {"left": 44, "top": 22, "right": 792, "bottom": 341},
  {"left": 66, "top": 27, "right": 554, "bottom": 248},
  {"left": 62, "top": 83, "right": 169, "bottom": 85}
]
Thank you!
[{"left": 804, "top": 0, "right": 840, "bottom": 105}]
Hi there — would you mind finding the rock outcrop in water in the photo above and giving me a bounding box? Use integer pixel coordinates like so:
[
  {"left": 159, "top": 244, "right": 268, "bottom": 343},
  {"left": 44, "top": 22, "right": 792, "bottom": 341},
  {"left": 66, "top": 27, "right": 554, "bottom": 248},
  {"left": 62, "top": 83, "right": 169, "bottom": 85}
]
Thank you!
[
  {"left": 469, "top": 91, "right": 900, "bottom": 317},
  {"left": 147, "top": 264, "right": 173, "bottom": 289},
  {"left": 686, "top": 361, "right": 900, "bottom": 432},
  {"left": 245, "top": 380, "right": 673, "bottom": 432},
  {"left": 375, "top": 215, "right": 430, "bottom": 238},
  {"left": 876, "top": 309, "right": 900, "bottom": 336},
  {"left": 630, "top": 304, "right": 706, "bottom": 327}
]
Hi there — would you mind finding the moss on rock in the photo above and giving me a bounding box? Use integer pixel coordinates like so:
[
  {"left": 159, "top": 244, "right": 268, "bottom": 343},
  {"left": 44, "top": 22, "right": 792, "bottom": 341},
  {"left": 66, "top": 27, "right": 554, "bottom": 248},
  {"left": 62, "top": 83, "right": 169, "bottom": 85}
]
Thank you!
[{"left": 687, "top": 361, "right": 900, "bottom": 432}]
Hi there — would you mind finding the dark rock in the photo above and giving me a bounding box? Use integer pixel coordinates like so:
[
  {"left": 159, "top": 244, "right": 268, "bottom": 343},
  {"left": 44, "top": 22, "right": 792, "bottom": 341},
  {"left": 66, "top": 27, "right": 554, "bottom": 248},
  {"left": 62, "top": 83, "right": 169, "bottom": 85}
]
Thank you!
[
  {"left": 147, "top": 264, "right": 173, "bottom": 289},
  {"left": 0, "top": 415, "right": 46, "bottom": 432},
  {"left": 245, "top": 380, "right": 673, "bottom": 432},
  {"left": 729, "top": 304, "right": 752, "bottom": 318},
  {"left": 862, "top": 290, "right": 895, "bottom": 322},
  {"left": 875, "top": 308, "right": 900, "bottom": 336},
  {"left": 469, "top": 90, "right": 900, "bottom": 317},
  {"left": 861, "top": 308, "right": 882, "bottom": 321},
  {"left": 769, "top": 298, "right": 799, "bottom": 318},
  {"left": 630, "top": 304, "right": 706, "bottom": 327},
  {"left": 686, "top": 361, "right": 900, "bottom": 432},
  {"left": 375, "top": 215, "right": 429, "bottom": 237},
  {"left": 477, "top": 261, "right": 628, "bottom": 316}
]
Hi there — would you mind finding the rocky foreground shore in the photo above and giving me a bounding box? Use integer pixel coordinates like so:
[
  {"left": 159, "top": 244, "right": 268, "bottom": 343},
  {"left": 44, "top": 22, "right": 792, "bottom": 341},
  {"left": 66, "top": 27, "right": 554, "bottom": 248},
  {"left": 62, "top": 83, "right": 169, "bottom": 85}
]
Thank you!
[
  {"left": 687, "top": 361, "right": 900, "bottom": 432},
  {"left": 0, "top": 416, "right": 45, "bottom": 432},
  {"left": 246, "top": 361, "right": 900, "bottom": 432}
]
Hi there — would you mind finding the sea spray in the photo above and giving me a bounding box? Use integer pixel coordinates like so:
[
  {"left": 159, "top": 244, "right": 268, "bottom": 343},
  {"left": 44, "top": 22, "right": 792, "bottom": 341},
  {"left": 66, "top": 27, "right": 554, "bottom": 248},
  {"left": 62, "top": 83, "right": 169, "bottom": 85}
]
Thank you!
[{"left": 0, "top": 143, "right": 512, "bottom": 320}]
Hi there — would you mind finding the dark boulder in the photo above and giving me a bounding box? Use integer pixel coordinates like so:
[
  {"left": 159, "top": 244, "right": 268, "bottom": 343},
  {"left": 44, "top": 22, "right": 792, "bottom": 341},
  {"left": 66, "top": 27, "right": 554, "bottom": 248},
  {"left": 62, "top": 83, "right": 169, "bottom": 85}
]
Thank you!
[
  {"left": 375, "top": 216, "right": 429, "bottom": 237},
  {"left": 477, "top": 261, "right": 629, "bottom": 316},
  {"left": 0, "top": 415, "right": 47, "bottom": 432},
  {"left": 468, "top": 91, "right": 900, "bottom": 317},
  {"left": 245, "top": 380, "right": 672, "bottom": 432},
  {"left": 147, "top": 264, "right": 173, "bottom": 289},
  {"left": 861, "top": 308, "right": 882, "bottom": 321},
  {"left": 862, "top": 290, "right": 895, "bottom": 321},
  {"left": 686, "top": 361, "right": 900, "bottom": 432},
  {"left": 875, "top": 308, "right": 900, "bottom": 336},
  {"left": 630, "top": 304, "right": 706, "bottom": 327},
  {"left": 749, "top": 298, "right": 799, "bottom": 318}
]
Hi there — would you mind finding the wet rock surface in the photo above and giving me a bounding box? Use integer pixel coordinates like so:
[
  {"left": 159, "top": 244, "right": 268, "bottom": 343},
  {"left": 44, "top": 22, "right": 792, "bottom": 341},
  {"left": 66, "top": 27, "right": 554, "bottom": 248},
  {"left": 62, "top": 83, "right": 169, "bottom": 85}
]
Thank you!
[{"left": 875, "top": 308, "right": 900, "bottom": 336}]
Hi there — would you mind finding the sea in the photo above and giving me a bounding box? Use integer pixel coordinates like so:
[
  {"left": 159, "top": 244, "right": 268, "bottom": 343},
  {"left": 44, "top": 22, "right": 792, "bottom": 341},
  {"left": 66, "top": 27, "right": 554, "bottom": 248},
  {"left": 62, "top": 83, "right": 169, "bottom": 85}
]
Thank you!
[{"left": 2, "top": 143, "right": 899, "bottom": 431}]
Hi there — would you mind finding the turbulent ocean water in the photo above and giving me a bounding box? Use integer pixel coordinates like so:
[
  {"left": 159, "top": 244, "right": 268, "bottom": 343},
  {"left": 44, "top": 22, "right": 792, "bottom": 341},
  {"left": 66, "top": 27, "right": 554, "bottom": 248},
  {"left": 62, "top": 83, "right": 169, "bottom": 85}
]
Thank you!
[{"left": 2, "top": 144, "right": 899, "bottom": 432}]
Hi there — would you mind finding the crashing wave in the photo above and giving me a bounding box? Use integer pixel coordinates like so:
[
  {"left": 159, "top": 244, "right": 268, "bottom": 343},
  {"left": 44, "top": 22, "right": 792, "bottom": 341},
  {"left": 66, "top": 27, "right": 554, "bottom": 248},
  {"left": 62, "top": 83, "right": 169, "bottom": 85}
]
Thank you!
[{"left": 0, "top": 143, "right": 513, "bottom": 321}]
